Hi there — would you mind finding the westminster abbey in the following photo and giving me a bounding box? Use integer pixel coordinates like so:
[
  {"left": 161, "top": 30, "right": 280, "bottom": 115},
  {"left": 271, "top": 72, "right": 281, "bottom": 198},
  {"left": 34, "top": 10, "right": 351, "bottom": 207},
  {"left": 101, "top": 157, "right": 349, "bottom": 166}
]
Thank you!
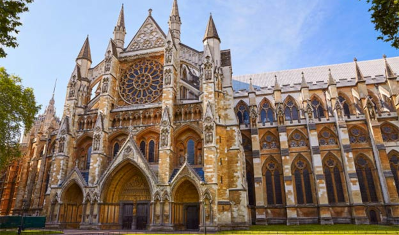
[{"left": 1, "top": 0, "right": 399, "bottom": 231}]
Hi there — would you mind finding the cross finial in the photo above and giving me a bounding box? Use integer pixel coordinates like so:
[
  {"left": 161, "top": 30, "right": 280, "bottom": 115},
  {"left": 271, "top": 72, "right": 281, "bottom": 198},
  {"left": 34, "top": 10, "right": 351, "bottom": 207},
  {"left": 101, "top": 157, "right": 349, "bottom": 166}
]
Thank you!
[{"left": 148, "top": 8, "right": 152, "bottom": 16}]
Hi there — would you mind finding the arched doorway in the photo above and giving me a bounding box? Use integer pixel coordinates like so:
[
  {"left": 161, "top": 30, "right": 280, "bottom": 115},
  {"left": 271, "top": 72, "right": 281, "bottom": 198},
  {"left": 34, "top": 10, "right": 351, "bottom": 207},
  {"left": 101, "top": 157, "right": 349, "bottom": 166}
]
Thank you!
[
  {"left": 59, "top": 182, "right": 83, "bottom": 228},
  {"left": 369, "top": 209, "right": 379, "bottom": 224},
  {"left": 173, "top": 180, "right": 200, "bottom": 230},
  {"left": 100, "top": 162, "right": 151, "bottom": 230}
]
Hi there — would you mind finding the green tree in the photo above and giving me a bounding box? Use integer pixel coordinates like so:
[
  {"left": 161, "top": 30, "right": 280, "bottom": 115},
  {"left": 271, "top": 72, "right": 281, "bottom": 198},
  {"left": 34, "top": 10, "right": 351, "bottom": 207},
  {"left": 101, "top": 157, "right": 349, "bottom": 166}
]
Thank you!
[
  {"left": 0, "top": 67, "right": 40, "bottom": 171},
  {"left": 0, "top": 0, "right": 34, "bottom": 58},
  {"left": 364, "top": 0, "right": 399, "bottom": 49}
]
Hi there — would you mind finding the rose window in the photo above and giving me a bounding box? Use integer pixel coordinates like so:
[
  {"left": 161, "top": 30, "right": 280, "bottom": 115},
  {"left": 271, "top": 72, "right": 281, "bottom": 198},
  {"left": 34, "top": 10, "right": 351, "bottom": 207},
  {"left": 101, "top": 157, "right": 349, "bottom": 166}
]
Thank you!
[{"left": 119, "top": 59, "right": 163, "bottom": 104}]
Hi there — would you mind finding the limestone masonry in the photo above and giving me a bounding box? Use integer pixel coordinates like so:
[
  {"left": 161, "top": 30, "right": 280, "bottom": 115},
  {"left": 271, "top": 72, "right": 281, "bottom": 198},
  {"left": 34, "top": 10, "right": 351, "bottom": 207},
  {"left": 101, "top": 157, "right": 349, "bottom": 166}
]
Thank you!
[{"left": 1, "top": 0, "right": 399, "bottom": 231}]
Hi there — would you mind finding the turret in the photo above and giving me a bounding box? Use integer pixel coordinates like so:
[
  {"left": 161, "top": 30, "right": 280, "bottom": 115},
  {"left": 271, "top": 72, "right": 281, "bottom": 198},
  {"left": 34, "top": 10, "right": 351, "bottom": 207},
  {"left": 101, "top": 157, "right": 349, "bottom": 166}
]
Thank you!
[
  {"left": 203, "top": 14, "right": 221, "bottom": 66},
  {"left": 168, "top": 0, "right": 181, "bottom": 44},
  {"left": 76, "top": 36, "right": 92, "bottom": 78},
  {"left": 113, "top": 4, "right": 126, "bottom": 51}
]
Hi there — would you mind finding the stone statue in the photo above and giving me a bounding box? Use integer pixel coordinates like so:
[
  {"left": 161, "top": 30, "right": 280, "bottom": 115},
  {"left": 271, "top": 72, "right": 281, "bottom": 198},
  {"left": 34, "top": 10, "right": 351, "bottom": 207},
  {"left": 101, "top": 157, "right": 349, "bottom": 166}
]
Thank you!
[
  {"left": 164, "top": 68, "right": 171, "bottom": 85},
  {"left": 306, "top": 103, "right": 313, "bottom": 121},
  {"left": 161, "top": 128, "right": 169, "bottom": 147},
  {"left": 102, "top": 77, "right": 109, "bottom": 93},
  {"left": 93, "top": 134, "right": 101, "bottom": 151},
  {"left": 104, "top": 50, "right": 112, "bottom": 72},
  {"left": 335, "top": 100, "right": 343, "bottom": 120},
  {"left": 367, "top": 99, "right": 376, "bottom": 120},
  {"left": 205, "top": 125, "right": 214, "bottom": 144},
  {"left": 277, "top": 104, "right": 285, "bottom": 125},
  {"left": 165, "top": 41, "right": 173, "bottom": 64},
  {"left": 250, "top": 106, "right": 258, "bottom": 128}
]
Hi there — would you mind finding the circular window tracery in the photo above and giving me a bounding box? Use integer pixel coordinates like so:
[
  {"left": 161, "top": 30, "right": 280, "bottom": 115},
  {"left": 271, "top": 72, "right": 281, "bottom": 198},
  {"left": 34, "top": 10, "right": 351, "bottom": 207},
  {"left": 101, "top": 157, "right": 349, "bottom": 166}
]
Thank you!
[{"left": 119, "top": 59, "right": 163, "bottom": 105}]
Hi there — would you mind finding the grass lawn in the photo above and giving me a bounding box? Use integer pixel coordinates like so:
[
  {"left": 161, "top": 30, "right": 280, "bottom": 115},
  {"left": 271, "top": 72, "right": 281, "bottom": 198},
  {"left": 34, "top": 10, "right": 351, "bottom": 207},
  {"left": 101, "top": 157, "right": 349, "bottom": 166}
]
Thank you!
[
  {"left": 217, "top": 224, "right": 399, "bottom": 234},
  {"left": 0, "top": 230, "right": 63, "bottom": 235}
]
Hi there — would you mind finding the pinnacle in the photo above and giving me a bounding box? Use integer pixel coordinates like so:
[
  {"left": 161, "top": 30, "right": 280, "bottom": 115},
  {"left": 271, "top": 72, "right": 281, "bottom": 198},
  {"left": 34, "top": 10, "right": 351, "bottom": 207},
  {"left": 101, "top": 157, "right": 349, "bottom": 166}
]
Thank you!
[
  {"left": 383, "top": 55, "right": 395, "bottom": 79},
  {"left": 76, "top": 36, "right": 92, "bottom": 62},
  {"left": 354, "top": 57, "right": 364, "bottom": 82},
  {"left": 171, "top": 0, "right": 179, "bottom": 17},
  {"left": 116, "top": 4, "right": 125, "bottom": 29},
  {"left": 203, "top": 14, "right": 220, "bottom": 42},
  {"left": 328, "top": 68, "right": 336, "bottom": 85},
  {"left": 274, "top": 75, "right": 281, "bottom": 91},
  {"left": 301, "top": 72, "right": 308, "bottom": 88},
  {"left": 249, "top": 78, "right": 255, "bottom": 93}
]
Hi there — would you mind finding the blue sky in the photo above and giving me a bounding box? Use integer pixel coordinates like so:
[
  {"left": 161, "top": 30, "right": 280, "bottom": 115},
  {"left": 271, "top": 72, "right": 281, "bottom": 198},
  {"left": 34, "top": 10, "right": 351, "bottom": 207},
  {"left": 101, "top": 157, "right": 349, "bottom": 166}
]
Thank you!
[{"left": 0, "top": 0, "right": 397, "bottom": 117}]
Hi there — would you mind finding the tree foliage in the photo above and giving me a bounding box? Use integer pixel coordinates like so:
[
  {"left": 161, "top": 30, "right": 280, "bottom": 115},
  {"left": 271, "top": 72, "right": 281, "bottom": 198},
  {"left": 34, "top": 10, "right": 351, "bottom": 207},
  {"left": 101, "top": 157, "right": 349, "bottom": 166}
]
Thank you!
[
  {"left": 0, "top": 67, "right": 40, "bottom": 171},
  {"left": 0, "top": 0, "right": 34, "bottom": 58},
  {"left": 365, "top": 0, "right": 399, "bottom": 49}
]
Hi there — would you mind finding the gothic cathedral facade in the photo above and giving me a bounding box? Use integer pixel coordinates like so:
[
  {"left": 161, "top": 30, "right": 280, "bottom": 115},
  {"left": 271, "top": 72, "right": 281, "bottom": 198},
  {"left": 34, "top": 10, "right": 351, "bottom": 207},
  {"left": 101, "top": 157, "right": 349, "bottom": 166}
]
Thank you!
[{"left": 1, "top": 0, "right": 399, "bottom": 231}]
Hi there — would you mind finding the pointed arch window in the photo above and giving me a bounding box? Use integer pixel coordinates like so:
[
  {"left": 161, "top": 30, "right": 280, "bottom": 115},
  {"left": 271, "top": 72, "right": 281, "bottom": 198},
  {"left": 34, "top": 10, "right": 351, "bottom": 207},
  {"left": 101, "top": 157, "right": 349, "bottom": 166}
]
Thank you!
[
  {"left": 264, "top": 159, "right": 283, "bottom": 205},
  {"left": 311, "top": 97, "right": 325, "bottom": 119},
  {"left": 355, "top": 155, "right": 378, "bottom": 203},
  {"left": 259, "top": 100, "right": 274, "bottom": 125},
  {"left": 381, "top": 123, "right": 399, "bottom": 142},
  {"left": 86, "top": 146, "right": 92, "bottom": 170},
  {"left": 289, "top": 130, "right": 308, "bottom": 148},
  {"left": 323, "top": 156, "right": 345, "bottom": 203},
  {"left": 338, "top": 96, "right": 351, "bottom": 118},
  {"left": 187, "top": 139, "right": 195, "bottom": 165},
  {"left": 148, "top": 140, "right": 155, "bottom": 163},
  {"left": 261, "top": 132, "right": 279, "bottom": 150},
  {"left": 113, "top": 143, "right": 120, "bottom": 157},
  {"left": 349, "top": 126, "right": 369, "bottom": 144},
  {"left": 293, "top": 157, "right": 313, "bottom": 204},
  {"left": 389, "top": 152, "right": 399, "bottom": 196},
  {"left": 140, "top": 141, "right": 146, "bottom": 156},
  {"left": 236, "top": 102, "right": 250, "bottom": 126},
  {"left": 284, "top": 99, "right": 299, "bottom": 123},
  {"left": 318, "top": 128, "right": 337, "bottom": 146}
]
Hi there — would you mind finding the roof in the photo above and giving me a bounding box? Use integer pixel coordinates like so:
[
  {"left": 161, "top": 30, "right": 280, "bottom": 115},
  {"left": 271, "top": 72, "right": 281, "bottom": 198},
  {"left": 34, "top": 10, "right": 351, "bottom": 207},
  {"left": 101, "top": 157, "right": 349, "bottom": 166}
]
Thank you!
[
  {"left": 203, "top": 14, "right": 220, "bottom": 42},
  {"left": 232, "top": 56, "right": 399, "bottom": 90},
  {"left": 76, "top": 36, "right": 92, "bottom": 62}
]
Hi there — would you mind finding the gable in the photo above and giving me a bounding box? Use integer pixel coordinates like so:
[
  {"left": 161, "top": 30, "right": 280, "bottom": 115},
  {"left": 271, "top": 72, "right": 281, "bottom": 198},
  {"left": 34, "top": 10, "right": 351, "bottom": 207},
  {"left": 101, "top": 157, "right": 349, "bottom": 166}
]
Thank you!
[{"left": 126, "top": 16, "right": 166, "bottom": 52}]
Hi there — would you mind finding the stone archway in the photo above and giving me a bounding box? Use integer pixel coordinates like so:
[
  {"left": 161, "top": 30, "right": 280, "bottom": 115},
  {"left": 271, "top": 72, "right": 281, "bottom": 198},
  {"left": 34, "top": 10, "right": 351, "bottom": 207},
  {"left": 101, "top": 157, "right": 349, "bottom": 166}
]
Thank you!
[
  {"left": 173, "top": 179, "right": 200, "bottom": 230},
  {"left": 59, "top": 182, "right": 83, "bottom": 229},
  {"left": 100, "top": 162, "right": 151, "bottom": 230}
]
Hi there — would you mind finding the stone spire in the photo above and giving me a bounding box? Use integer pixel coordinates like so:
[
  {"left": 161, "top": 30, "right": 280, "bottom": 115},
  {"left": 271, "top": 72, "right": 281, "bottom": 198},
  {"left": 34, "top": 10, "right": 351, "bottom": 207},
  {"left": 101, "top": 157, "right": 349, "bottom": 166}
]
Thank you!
[
  {"left": 383, "top": 54, "right": 396, "bottom": 79},
  {"left": 301, "top": 72, "right": 309, "bottom": 88},
  {"left": 169, "top": 0, "right": 181, "bottom": 43},
  {"left": 76, "top": 36, "right": 92, "bottom": 63},
  {"left": 203, "top": 14, "right": 220, "bottom": 42},
  {"left": 274, "top": 75, "right": 281, "bottom": 91},
  {"left": 328, "top": 69, "right": 336, "bottom": 85},
  {"left": 115, "top": 4, "right": 125, "bottom": 30},
  {"left": 113, "top": 4, "right": 126, "bottom": 50},
  {"left": 354, "top": 57, "right": 364, "bottom": 83},
  {"left": 50, "top": 78, "right": 57, "bottom": 105}
]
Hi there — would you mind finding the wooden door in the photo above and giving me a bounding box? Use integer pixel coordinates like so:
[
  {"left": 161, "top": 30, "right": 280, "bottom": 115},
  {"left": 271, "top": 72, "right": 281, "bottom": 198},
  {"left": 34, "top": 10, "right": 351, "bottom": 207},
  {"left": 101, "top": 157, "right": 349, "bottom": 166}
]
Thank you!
[
  {"left": 185, "top": 205, "right": 199, "bottom": 230},
  {"left": 136, "top": 203, "right": 148, "bottom": 230},
  {"left": 122, "top": 204, "right": 133, "bottom": 229}
]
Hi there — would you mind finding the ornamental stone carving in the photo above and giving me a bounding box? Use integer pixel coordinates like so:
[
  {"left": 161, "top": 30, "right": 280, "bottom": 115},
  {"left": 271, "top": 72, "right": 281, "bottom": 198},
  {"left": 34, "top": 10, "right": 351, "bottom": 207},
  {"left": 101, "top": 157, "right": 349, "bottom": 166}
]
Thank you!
[
  {"left": 104, "top": 50, "right": 112, "bottom": 72},
  {"left": 102, "top": 77, "right": 109, "bottom": 93},
  {"left": 58, "top": 136, "right": 65, "bottom": 153},
  {"left": 276, "top": 103, "right": 285, "bottom": 125},
  {"left": 164, "top": 68, "right": 171, "bottom": 85},
  {"left": 334, "top": 100, "right": 343, "bottom": 121},
  {"left": 165, "top": 41, "right": 173, "bottom": 64},
  {"left": 306, "top": 102, "right": 313, "bottom": 122},
  {"left": 250, "top": 106, "right": 258, "bottom": 128},
  {"left": 203, "top": 56, "right": 212, "bottom": 80},
  {"left": 161, "top": 128, "right": 169, "bottom": 147},
  {"left": 366, "top": 97, "right": 377, "bottom": 120},
  {"left": 205, "top": 124, "right": 214, "bottom": 144},
  {"left": 93, "top": 133, "right": 101, "bottom": 151}
]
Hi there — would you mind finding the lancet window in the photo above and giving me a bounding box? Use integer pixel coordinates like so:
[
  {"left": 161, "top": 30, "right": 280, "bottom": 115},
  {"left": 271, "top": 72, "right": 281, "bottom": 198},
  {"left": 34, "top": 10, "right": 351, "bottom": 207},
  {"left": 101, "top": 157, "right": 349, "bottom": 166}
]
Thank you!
[
  {"left": 113, "top": 143, "right": 120, "bottom": 157},
  {"left": 323, "top": 155, "right": 345, "bottom": 203},
  {"left": 311, "top": 96, "right": 325, "bottom": 119},
  {"left": 259, "top": 99, "right": 274, "bottom": 125},
  {"left": 292, "top": 156, "right": 313, "bottom": 204},
  {"left": 389, "top": 151, "right": 399, "bottom": 196},
  {"left": 355, "top": 155, "right": 378, "bottom": 203},
  {"left": 236, "top": 101, "right": 250, "bottom": 126},
  {"left": 263, "top": 159, "right": 283, "bottom": 205},
  {"left": 284, "top": 97, "right": 299, "bottom": 123}
]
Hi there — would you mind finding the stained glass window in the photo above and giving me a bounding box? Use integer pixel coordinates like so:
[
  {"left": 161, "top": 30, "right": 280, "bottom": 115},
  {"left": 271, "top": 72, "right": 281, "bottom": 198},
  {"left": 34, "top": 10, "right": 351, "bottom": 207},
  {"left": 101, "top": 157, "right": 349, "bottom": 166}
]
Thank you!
[
  {"left": 323, "top": 156, "right": 345, "bottom": 204},
  {"left": 284, "top": 98, "right": 300, "bottom": 123},
  {"left": 289, "top": 130, "right": 308, "bottom": 148},
  {"left": 148, "top": 140, "right": 155, "bottom": 162},
  {"left": 389, "top": 152, "right": 399, "bottom": 196},
  {"left": 236, "top": 102, "right": 250, "bottom": 126},
  {"left": 318, "top": 128, "right": 337, "bottom": 146},
  {"left": 349, "top": 127, "right": 369, "bottom": 144},
  {"left": 293, "top": 157, "right": 313, "bottom": 204},
  {"left": 140, "top": 141, "right": 146, "bottom": 157},
  {"left": 381, "top": 123, "right": 399, "bottom": 142},
  {"left": 113, "top": 143, "right": 120, "bottom": 157},
  {"left": 187, "top": 139, "right": 195, "bottom": 165},
  {"left": 260, "top": 100, "right": 274, "bottom": 125},
  {"left": 86, "top": 146, "right": 92, "bottom": 170},
  {"left": 261, "top": 132, "right": 279, "bottom": 150},
  {"left": 355, "top": 155, "right": 378, "bottom": 203},
  {"left": 311, "top": 97, "right": 325, "bottom": 119},
  {"left": 264, "top": 160, "right": 283, "bottom": 205}
]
